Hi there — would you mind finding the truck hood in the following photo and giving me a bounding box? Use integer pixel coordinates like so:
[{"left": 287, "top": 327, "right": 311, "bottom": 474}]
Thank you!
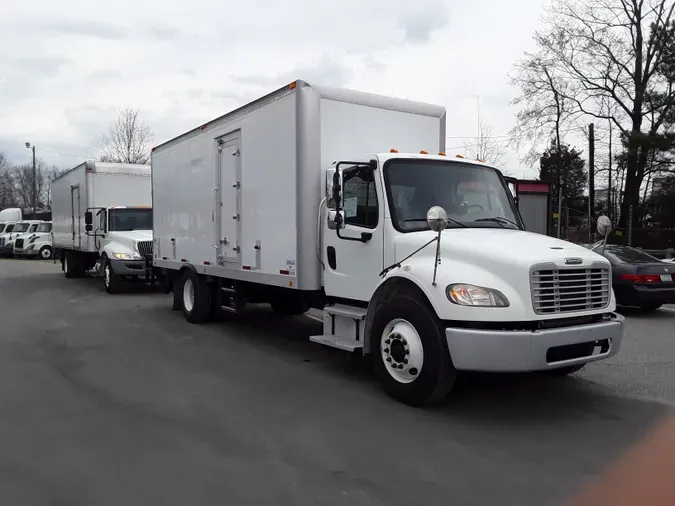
[
  {"left": 109, "top": 230, "right": 153, "bottom": 242},
  {"left": 395, "top": 228, "right": 607, "bottom": 269}
]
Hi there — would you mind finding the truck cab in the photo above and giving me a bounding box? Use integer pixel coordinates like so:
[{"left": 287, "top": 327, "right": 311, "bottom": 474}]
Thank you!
[
  {"left": 14, "top": 222, "right": 53, "bottom": 259},
  {"left": 0, "top": 221, "right": 42, "bottom": 257},
  {"left": 84, "top": 205, "right": 153, "bottom": 293},
  {"left": 315, "top": 152, "right": 623, "bottom": 405}
]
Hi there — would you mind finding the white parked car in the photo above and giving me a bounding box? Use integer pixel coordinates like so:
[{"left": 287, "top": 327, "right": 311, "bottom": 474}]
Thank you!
[{"left": 14, "top": 222, "right": 53, "bottom": 259}]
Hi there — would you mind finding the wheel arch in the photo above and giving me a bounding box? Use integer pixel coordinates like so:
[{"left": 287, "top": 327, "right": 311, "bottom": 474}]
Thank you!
[{"left": 364, "top": 275, "right": 436, "bottom": 355}]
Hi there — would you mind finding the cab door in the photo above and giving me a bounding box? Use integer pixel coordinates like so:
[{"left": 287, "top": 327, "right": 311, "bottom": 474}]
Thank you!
[{"left": 323, "top": 164, "right": 384, "bottom": 301}]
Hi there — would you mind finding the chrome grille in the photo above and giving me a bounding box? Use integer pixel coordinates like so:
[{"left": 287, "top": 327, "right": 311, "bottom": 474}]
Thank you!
[
  {"left": 137, "top": 240, "right": 153, "bottom": 257},
  {"left": 15, "top": 239, "right": 23, "bottom": 249},
  {"left": 531, "top": 266, "right": 610, "bottom": 314}
]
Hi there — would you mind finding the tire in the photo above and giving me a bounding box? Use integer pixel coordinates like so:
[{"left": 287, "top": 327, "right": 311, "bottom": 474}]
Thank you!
[
  {"left": 271, "top": 301, "right": 309, "bottom": 315},
  {"left": 39, "top": 246, "right": 53, "bottom": 260},
  {"left": 640, "top": 303, "right": 662, "bottom": 311},
  {"left": 180, "top": 269, "right": 212, "bottom": 323},
  {"left": 370, "top": 295, "right": 456, "bottom": 406},
  {"left": 64, "top": 252, "right": 76, "bottom": 278},
  {"left": 102, "top": 257, "right": 123, "bottom": 294}
]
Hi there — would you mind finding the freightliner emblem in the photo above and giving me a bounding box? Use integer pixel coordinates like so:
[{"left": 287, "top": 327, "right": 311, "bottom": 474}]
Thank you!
[{"left": 564, "top": 257, "right": 583, "bottom": 265}]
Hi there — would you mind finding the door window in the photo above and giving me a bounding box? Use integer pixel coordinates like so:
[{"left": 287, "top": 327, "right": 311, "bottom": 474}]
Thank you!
[{"left": 342, "top": 167, "right": 378, "bottom": 228}]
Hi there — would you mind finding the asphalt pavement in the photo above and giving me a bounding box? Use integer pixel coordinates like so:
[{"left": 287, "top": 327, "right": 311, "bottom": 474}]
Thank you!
[{"left": 0, "top": 259, "right": 673, "bottom": 506}]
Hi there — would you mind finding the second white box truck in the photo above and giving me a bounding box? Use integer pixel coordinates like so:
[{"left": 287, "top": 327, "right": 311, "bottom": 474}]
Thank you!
[
  {"left": 51, "top": 162, "right": 156, "bottom": 293},
  {"left": 151, "top": 80, "right": 625, "bottom": 406}
]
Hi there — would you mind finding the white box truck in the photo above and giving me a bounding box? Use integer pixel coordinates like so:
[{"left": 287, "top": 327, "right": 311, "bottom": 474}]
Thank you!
[
  {"left": 51, "top": 162, "right": 156, "bottom": 293},
  {"left": 151, "top": 80, "right": 625, "bottom": 406}
]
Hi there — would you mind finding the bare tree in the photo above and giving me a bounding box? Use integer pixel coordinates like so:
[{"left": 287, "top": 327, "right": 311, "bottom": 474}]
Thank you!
[
  {"left": 462, "top": 120, "right": 509, "bottom": 171},
  {"left": 94, "top": 107, "right": 153, "bottom": 164},
  {"left": 510, "top": 52, "right": 581, "bottom": 165},
  {"left": 511, "top": 0, "right": 675, "bottom": 233}
]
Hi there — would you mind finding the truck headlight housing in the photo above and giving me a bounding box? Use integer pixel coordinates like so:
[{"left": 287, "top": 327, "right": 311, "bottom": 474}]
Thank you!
[
  {"left": 446, "top": 284, "right": 510, "bottom": 307},
  {"left": 112, "top": 252, "right": 141, "bottom": 260}
]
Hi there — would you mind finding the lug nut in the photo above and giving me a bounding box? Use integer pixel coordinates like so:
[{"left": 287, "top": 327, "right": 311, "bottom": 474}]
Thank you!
[
  {"left": 386, "top": 357, "right": 392, "bottom": 362},
  {"left": 383, "top": 348, "right": 389, "bottom": 353},
  {"left": 385, "top": 339, "right": 391, "bottom": 344},
  {"left": 397, "top": 364, "right": 403, "bottom": 369}
]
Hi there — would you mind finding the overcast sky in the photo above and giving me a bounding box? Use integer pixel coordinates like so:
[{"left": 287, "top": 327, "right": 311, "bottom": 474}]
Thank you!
[{"left": 0, "top": 0, "right": 548, "bottom": 178}]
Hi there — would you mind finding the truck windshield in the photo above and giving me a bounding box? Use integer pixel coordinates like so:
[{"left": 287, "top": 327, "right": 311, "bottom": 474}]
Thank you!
[
  {"left": 383, "top": 159, "right": 521, "bottom": 232},
  {"left": 3, "top": 224, "right": 15, "bottom": 233},
  {"left": 109, "top": 208, "right": 152, "bottom": 231},
  {"left": 13, "top": 223, "right": 30, "bottom": 233},
  {"left": 0, "top": 224, "right": 5, "bottom": 233},
  {"left": 36, "top": 223, "right": 52, "bottom": 233}
]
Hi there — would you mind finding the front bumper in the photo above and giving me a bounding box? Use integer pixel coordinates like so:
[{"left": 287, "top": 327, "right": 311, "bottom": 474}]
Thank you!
[
  {"left": 1, "top": 244, "right": 14, "bottom": 256},
  {"left": 445, "top": 313, "right": 625, "bottom": 372},
  {"left": 110, "top": 259, "right": 147, "bottom": 276}
]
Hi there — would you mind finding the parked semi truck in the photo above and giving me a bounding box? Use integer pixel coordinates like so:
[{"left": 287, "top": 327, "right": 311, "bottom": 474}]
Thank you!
[
  {"left": 151, "top": 80, "right": 625, "bottom": 406},
  {"left": 14, "top": 221, "right": 53, "bottom": 259},
  {"left": 0, "top": 220, "right": 43, "bottom": 257},
  {"left": 51, "top": 162, "right": 155, "bottom": 293}
]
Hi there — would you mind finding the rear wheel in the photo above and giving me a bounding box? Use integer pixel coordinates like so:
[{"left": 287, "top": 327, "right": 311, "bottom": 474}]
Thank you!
[
  {"left": 64, "top": 252, "right": 77, "bottom": 278},
  {"left": 180, "top": 269, "right": 212, "bottom": 323},
  {"left": 370, "top": 295, "right": 456, "bottom": 406}
]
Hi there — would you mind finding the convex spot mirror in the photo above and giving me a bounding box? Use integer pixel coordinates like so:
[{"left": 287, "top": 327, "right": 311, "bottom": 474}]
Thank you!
[
  {"left": 596, "top": 215, "right": 612, "bottom": 237},
  {"left": 427, "top": 206, "right": 448, "bottom": 232}
]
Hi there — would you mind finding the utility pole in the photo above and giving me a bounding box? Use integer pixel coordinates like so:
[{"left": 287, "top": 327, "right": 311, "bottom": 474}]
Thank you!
[
  {"left": 25, "top": 142, "right": 37, "bottom": 219},
  {"left": 588, "top": 123, "right": 595, "bottom": 245}
]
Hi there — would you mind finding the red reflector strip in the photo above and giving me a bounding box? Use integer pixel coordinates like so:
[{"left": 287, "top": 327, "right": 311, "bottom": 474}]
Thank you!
[
  {"left": 242, "top": 265, "right": 251, "bottom": 270},
  {"left": 203, "top": 261, "right": 211, "bottom": 265},
  {"left": 279, "top": 269, "right": 290, "bottom": 275},
  {"left": 620, "top": 273, "right": 661, "bottom": 283}
]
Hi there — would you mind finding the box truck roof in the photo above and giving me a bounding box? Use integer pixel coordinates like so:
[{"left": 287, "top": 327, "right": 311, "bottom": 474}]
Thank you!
[
  {"left": 53, "top": 161, "right": 150, "bottom": 182},
  {"left": 152, "top": 79, "right": 446, "bottom": 154}
]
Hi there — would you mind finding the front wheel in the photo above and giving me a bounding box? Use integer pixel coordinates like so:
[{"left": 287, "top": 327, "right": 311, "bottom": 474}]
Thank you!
[
  {"left": 39, "top": 246, "right": 53, "bottom": 260},
  {"left": 103, "top": 258, "right": 123, "bottom": 294},
  {"left": 370, "top": 295, "right": 456, "bottom": 406}
]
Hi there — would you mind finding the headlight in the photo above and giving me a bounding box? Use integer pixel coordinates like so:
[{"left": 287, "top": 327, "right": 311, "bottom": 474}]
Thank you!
[
  {"left": 27, "top": 245, "right": 35, "bottom": 250},
  {"left": 446, "top": 284, "right": 510, "bottom": 307},
  {"left": 112, "top": 252, "right": 141, "bottom": 260}
]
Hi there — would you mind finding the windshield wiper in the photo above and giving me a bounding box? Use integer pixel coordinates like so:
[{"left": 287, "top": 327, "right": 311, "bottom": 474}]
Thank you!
[
  {"left": 474, "top": 217, "right": 520, "bottom": 228},
  {"left": 402, "top": 218, "right": 468, "bottom": 228}
]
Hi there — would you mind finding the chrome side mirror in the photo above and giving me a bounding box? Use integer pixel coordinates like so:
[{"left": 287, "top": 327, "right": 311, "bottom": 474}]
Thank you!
[
  {"left": 426, "top": 206, "right": 448, "bottom": 232},
  {"left": 596, "top": 215, "right": 612, "bottom": 237}
]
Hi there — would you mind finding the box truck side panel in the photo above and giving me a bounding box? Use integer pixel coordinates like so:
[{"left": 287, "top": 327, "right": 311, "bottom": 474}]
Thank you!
[
  {"left": 153, "top": 92, "right": 298, "bottom": 287},
  {"left": 52, "top": 165, "right": 89, "bottom": 251}
]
